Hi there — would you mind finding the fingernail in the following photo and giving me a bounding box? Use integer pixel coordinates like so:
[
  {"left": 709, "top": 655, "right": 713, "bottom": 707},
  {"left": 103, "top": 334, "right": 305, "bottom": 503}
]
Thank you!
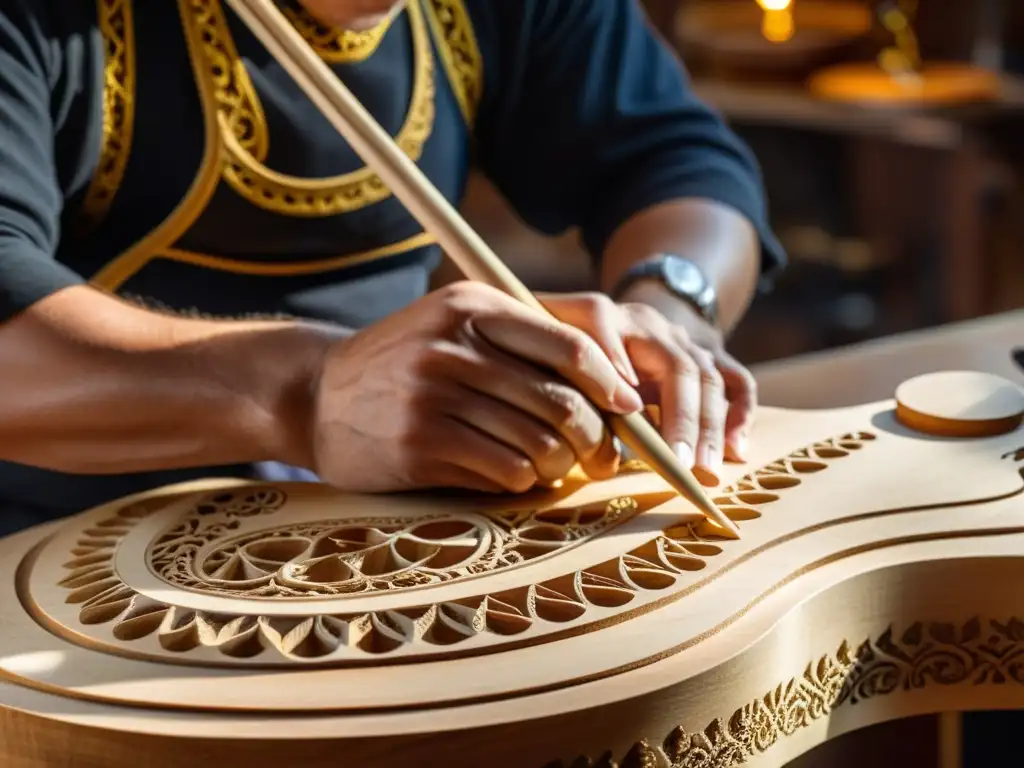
[
  {"left": 610, "top": 336, "right": 640, "bottom": 387},
  {"left": 733, "top": 433, "right": 748, "bottom": 461},
  {"left": 613, "top": 382, "right": 644, "bottom": 413},
  {"left": 672, "top": 442, "right": 695, "bottom": 468},
  {"left": 698, "top": 444, "right": 723, "bottom": 474}
]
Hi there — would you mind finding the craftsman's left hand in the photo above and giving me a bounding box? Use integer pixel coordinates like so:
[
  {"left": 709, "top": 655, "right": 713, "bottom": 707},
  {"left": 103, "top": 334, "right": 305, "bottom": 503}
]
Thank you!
[{"left": 539, "top": 292, "right": 755, "bottom": 476}]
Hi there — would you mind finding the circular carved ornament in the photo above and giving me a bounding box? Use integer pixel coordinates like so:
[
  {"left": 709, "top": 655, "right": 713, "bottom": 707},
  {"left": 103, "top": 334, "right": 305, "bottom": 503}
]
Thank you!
[
  {"left": 11, "top": 429, "right": 884, "bottom": 706},
  {"left": 26, "top": 478, "right": 670, "bottom": 667},
  {"left": 1, "top": 371, "right": 1022, "bottom": 768},
  {"left": 9, "top": 372, "right": 1020, "bottom": 719}
]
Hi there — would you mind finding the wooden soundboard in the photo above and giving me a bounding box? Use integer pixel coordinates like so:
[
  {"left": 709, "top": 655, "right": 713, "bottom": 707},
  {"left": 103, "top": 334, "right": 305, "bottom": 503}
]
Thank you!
[{"left": 1, "top": 370, "right": 1021, "bottom": 767}]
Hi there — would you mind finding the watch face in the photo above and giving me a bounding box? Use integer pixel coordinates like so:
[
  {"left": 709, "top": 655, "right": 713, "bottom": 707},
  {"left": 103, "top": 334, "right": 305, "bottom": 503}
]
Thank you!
[{"left": 662, "top": 257, "right": 706, "bottom": 295}]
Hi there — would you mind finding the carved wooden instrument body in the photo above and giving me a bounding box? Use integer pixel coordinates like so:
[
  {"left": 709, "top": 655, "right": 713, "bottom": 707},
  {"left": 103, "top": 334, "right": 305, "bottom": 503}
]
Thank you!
[{"left": 1, "top": 370, "right": 1022, "bottom": 767}]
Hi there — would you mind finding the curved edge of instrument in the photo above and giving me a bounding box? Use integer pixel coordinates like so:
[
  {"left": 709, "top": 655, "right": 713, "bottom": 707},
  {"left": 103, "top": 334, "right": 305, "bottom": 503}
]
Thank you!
[{"left": 4, "top": 492, "right": 1024, "bottom": 768}]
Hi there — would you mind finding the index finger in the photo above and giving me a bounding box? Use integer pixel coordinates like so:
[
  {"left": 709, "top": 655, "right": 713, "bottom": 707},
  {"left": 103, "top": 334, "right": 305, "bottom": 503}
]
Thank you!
[{"left": 470, "top": 308, "right": 643, "bottom": 416}]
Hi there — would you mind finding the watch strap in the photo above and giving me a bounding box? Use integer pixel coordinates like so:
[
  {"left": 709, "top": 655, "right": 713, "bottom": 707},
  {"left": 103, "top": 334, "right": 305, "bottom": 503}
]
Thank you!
[
  {"left": 611, "top": 256, "right": 719, "bottom": 325},
  {"left": 610, "top": 259, "right": 660, "bottom": 300}
]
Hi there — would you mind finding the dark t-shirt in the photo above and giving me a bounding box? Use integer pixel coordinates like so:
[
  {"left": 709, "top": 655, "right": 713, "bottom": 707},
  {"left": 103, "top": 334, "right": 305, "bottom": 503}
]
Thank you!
[{"left": 0, "top": 0, "right": 785, "bottom": 523}]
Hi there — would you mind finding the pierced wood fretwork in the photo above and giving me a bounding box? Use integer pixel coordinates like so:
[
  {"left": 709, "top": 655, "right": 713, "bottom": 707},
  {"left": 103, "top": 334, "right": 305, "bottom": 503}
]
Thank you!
[{"left": 50, "top": 432, "right": 874, "bottom": 663}]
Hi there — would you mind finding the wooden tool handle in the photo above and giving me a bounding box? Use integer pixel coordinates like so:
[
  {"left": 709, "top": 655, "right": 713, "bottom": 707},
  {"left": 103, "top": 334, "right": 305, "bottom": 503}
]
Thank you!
[{"left": 223, "top": 0, "right": 737, "bottom": 538}]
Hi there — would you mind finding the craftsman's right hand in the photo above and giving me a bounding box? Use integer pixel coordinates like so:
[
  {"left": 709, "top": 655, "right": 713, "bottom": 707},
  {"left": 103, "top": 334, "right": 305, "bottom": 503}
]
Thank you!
[{"left": 307, "top": 281, "right": 644, "bottom": 494}]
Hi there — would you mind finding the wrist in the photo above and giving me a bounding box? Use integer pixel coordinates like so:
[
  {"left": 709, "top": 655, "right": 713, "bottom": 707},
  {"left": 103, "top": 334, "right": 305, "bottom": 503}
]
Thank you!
[
  {"left": 0, "top": 286, "right": 349, "bottom": 474},
  {"left": 209, "top": 320, "right": 345, "bottom": 470},
  {"left": 617, "top": 279, "right": 723, "bottom": 349},
  {"left": 610, "top": 254, "right": 720, "bottom": 329}
]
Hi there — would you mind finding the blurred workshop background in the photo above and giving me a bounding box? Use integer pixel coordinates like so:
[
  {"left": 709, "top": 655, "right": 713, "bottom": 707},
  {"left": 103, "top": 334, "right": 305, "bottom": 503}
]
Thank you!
[
  {"left": 452, "top": 0, "right": 1024, "bottom": 367},
  {"left": 451, "top": 6, "right": 1023, "bottom": 764}
]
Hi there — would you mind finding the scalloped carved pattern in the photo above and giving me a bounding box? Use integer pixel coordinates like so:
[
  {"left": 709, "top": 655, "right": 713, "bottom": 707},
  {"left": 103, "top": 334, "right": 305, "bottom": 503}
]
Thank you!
[
  {"left": 54, "top": 432, "right": 874, "bottom": 662},
  {"left": 644, "top": 432, "right": 877, "bottom": 578},
  {"left": 555, "top": 617, "right": 1024, "bottom": 768}
]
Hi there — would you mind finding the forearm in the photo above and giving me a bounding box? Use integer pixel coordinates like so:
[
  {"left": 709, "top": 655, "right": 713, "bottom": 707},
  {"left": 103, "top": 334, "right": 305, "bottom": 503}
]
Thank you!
[
  {"left": 0, "top": 286, "right": 344, "bottom": 474},
  {"left": 598, "top": 198, "right": 761, "bottom": 334}
]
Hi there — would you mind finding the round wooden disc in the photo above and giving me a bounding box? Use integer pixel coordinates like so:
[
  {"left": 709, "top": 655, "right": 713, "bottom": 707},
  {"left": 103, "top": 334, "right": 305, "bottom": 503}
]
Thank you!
[
  {"left": 895, "top": 371, "right": 1024, "bottom": 438},
  {"left": 808, "top": 62, "right": 1000, "bottom": 107}
]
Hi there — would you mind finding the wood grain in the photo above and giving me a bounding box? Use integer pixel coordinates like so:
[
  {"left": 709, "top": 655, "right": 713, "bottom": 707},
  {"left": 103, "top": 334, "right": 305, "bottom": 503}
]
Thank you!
[{"left": 1, "top": 369, "right": 1021, "bottom": 767}]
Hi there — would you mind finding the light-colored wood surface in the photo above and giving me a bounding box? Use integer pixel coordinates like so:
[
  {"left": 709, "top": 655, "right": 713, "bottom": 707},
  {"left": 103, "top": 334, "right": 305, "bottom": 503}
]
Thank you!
[
  {"left": 895, "top": 370, "right": 1024, "bottom": 437},
  {"left": 752, "top": 310, "right": 1023, "bottom": 408},
  {"left": 754, "top": 312, "right": 1021, "bottom": 768},
  {"left": 1, "top": 368, "right": 1022, "bottom": 767}
]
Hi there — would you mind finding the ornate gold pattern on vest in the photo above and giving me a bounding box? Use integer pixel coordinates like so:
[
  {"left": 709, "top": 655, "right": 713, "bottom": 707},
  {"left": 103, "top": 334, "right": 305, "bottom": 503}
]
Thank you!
[
  {"left": 158, "top": 231, "right": 436, "bottom": 275},
  {"left": 281, "top": 3, "right": 393, "bottom": 63},
  {"left": 191, "top": 0, "right": 435, "bottom": 217},
  {"left": 79, "top": 0, "right": 137, "bottom": 231},
  {"left": 92, "top": 0, "right": 439, "bottom": 291},
  {"left": 424, "top": 0, "right": 482, "bottom": 125},
  {"left": 90, "top": 0, "right": 225, "bottom": 291}
]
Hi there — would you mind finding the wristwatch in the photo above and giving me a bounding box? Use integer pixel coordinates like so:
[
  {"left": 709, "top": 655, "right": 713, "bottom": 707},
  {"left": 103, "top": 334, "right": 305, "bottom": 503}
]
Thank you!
[{"left": 611, "top": 254, "right": 719, "bottom": 326}]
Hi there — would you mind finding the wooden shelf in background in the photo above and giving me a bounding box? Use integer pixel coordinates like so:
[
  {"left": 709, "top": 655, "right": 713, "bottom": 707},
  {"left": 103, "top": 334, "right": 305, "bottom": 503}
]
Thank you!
[{"left": 692, "top": 74, "right": 1024, "bottom": 148}]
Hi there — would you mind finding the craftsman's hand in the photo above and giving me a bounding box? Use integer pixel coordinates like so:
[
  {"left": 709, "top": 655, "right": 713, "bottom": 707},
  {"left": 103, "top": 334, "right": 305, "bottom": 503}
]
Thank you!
[
  {"left": 307, "top": 282, "right": 643, "bottom": 494},
  {"left": 540, "top": 290, "right": 756, "bottom": 474},
  {"left": 666, "top": 305, "right": 756, "bottom": 466}
]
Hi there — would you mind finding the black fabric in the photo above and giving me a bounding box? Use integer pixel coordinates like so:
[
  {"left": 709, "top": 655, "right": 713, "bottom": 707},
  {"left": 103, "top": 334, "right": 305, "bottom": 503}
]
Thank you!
[
  {"left": 0, "top": 0, "right": 787, "bottom": 529},
  {"left": 470, "top": 0, "right": 785, "bottom": 275},
  {"left": 0, "top": 0, "right": 88, "bottom": 320}
]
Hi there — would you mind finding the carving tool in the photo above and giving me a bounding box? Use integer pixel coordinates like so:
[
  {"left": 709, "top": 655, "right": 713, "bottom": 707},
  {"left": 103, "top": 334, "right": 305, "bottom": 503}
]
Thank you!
[{"left": 223, "top": 0, "right": 739, "bottom": 539}]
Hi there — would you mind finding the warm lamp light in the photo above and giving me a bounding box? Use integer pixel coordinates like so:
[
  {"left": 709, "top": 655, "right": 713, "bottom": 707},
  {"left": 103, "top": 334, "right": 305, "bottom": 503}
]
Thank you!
[
  {"left": 808, "top": 0, "right": 999, "bottom": 107},
  {"left": 756, "top": 0, "right": 794, "bottom": 43},
  {"left": 877, "top": 0, "right": 921, "bottom": 76}
]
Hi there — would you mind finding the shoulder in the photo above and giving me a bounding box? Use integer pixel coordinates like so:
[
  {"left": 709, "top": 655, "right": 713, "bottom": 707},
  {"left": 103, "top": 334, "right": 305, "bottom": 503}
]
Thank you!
[
  {"left": 463, "top": 0, "right": 677, "bottom": 117},
  {"left": 0, "top": 0, "right": 97, "bottom": 71},
  {"left": 461, "top": 0, "right": 664, "bottom": 89},
  {"left": 0, "top": 0, "right": 104, "bottom": 195},
  {"left": 0, "top": 0, "right": 101, "bottom": 126}
]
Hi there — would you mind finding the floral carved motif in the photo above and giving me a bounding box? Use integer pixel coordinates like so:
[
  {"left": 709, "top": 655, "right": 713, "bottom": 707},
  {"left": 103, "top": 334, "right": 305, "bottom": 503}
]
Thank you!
[
  {"left": 149, "top": 494, "right": 637, "bottom": 598},
  {"left": 55, "top": 433, "right": 873, "bottom": 662},
  {"left": 558, "top": 617, "right": 1024, "bottom": 768}
]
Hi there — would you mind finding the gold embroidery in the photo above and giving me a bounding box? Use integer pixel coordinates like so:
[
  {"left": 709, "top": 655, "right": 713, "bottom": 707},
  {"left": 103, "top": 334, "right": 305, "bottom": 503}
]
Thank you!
[
  {"left": 281, "top": 3, "right": 393, "bottom": 63},
  {"left": 157, "top": 231, "right": 436, "bottom": 275},
  {"left": 425, "top": 0, "right": 483, "bottom": 125},
  {"left": 196, "top": 0, "right": 435, "bottom": 217},
  {"left": 79, "top": 0, "right": 137, "bottom": 231},
  {"left": 92, "top": 1, "right": 436, "bottom": 291},
  {"left": 90, "top": 0, "right": 225, "bottom": 292}
]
